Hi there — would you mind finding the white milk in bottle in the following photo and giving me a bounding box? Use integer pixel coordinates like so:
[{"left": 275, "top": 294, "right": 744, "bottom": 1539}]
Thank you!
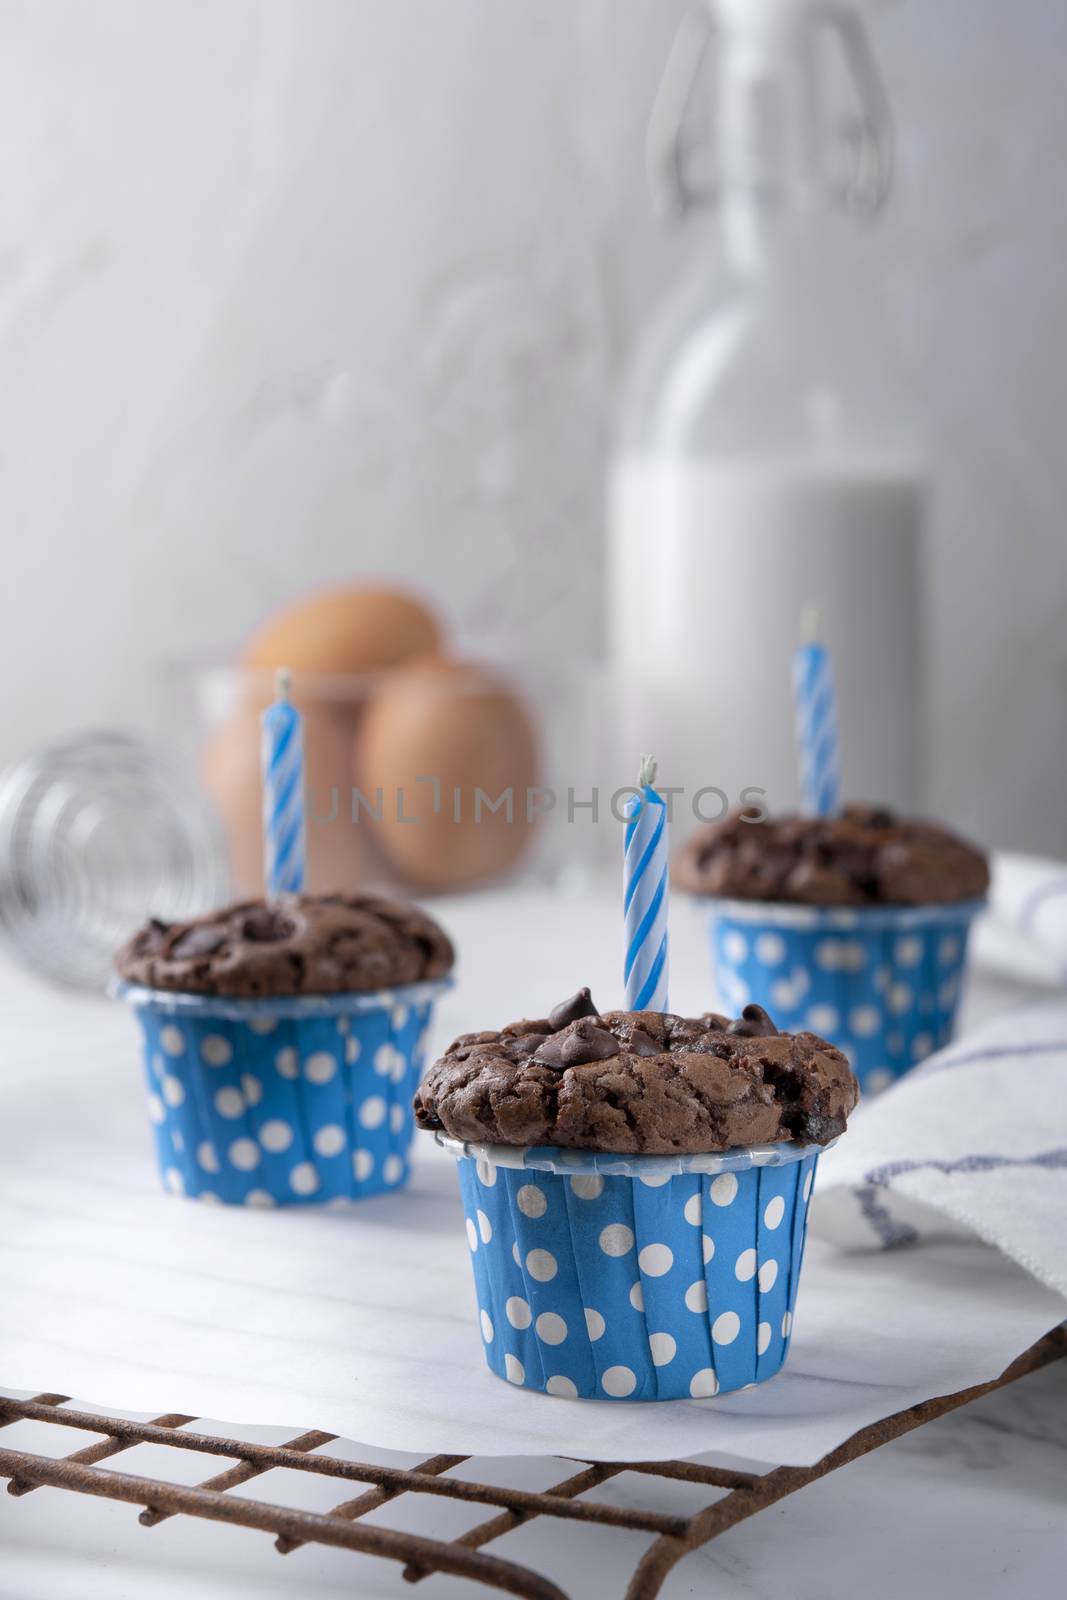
[{"left": 609, "top": 0, "right": 922, "bottom": 831}]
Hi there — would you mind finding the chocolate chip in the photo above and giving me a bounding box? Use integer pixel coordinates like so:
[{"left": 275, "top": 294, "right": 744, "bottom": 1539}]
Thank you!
[
  {"left": 532, "top": 1036, "right": 567, "bottom": 1069},
  {"left": 627, "top": 1027, "right": 662, "bottom": 1057},
  {"left": 561, "top": 1020, "right": 620, "bottom": 1067},
  {"left": 241, "top": 908, "right": 294, "bottom": 943},
  {"left": 548, "top": 987, "right": 599, "bottom": 1031},
  {"left": 506, "top": 1032, "right": 557, "bottom": 1060},
  {"left": 727, "top": 1003, "right": 779, "bottom": 1038},
  {"left": 848, "top": 803, "right": 895, "bottom": 830},
  {"left": 138, "top": 917, "right": 171, "bottom": 955},
  {"left": 170, "top": 925, "right": 228, "bottom": 960}
]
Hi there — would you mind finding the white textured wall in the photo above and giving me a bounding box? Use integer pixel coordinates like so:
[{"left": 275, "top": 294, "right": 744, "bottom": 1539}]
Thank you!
[{"left": 0, "top": 0, "right": 1065, "bottom": 853}]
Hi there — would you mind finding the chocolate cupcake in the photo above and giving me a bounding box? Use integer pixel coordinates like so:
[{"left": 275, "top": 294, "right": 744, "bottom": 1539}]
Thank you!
[
  {"left": 675, "top": 804, "right": 989, "bottom": 907},
  {"left": 677, "top": 805, "right": 989, "bottom": 1092},
  {"left": 115, "top": 893, "right": 453, "bottom": 1206},
  {"left": 422, "top": 991, "right": 857, "bottom": 1403},
  {"left": 416, "top": 996, "right": 856, "bottom": 1153}
]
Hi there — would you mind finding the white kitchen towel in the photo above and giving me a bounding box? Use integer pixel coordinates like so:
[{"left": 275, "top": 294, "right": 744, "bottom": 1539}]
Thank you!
[
  {"left": 972, "top": 850, "right": 1067, "bottom": 988},
  {"left": 812, "top": 998, "right": 1067, "bottom": 1297}
]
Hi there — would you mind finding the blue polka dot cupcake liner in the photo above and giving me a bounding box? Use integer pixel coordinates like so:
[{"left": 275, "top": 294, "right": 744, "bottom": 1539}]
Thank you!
[
  {"left": 118, "top": 980, "right": 450, "bottom": 1206},
  {"left": 440, "top": 1135, "right": 827, "bottom": 1401},
  {"left": 707, "top": 899, "right": 984, "bottom": 1094}
]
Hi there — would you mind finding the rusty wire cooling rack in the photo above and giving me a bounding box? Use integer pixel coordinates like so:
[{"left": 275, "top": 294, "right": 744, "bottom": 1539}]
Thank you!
[{"left": 2, "top": 1326, "right": 1065, "bottom": 1600}]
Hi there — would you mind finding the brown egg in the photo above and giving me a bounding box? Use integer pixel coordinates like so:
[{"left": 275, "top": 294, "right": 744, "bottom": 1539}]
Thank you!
[
  {"left": 200, "top": 698, "right": 383, "bottom": 896},
  {"left": 242, "top": 586, "right": 442, "bottom": 675},
  {"left": 355, "top": 659, "right": 541, "bottom": 890}
]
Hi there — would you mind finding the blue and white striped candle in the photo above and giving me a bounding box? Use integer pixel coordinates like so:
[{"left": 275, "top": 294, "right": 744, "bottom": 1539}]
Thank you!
[
  {"left": 623, "top": 755, "right": 669, "bottom": 1011},
  {"left": 793, "top": 611, "right": 841, "bottom": 817},
  {"left": 261, "top": 668, "right": 307, "bottom": 896}
]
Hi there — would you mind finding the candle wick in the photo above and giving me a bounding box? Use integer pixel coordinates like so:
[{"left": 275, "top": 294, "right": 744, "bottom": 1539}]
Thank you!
[
  {"left": 275, "top": 666, "right": 292, "bottom": 702},
  {"left": 800, "top": 604, "right": 820, "bottom": 645},
  {"left": 638, "top": 753, "right": 658, "bottom": 789}
]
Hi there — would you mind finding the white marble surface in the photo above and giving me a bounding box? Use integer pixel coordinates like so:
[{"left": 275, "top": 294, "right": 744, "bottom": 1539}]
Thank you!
[{"left": 1, "top": 0, "right": 1066, "bottom": 853}]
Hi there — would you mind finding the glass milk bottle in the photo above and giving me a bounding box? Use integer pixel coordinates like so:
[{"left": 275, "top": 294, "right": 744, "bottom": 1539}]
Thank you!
[{"left": 609, "top": 0, "right": 921, "bottom": 832}]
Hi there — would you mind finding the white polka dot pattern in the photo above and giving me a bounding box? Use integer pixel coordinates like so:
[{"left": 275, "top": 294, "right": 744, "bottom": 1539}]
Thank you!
[
  {"left": 200, "top": 1034, "right": 232, "bottom": 1067},
  {"left": 456, "top": 1152, "right": 821, "bottom": 1401},
  {"left": 711, "top": 903, "right": 977, "bottom": 1094},
  {"left": 313, "top": 1124, "right": 345, "bottom": 1158},
  {"left": 304, "top": 1051, "right": 337, "bottom": 1085},
  {"left": 648, "top": 1332, "right": 676, "bottom": 1366},
  {"left": 734, "top": 1248, "right": 757, "bottom": 1282},
  {"left": 135, "top": 989, "right": 437, "bottom": 1206},
  {"left": 755, "top": 932, "right": 785, "bottom": 965},
  {"left": 637, "top": 1243, "right": 673, "bottom": 1277},
  {"left": 684, "top": 1280, "right": 708, "bottom": 1313},
  {"left": 570, "top": 1174, "right": 603, "bottom": 1200},
  {"left": 275, "top": 1048, "right": 299, "bottom": 1079},
  {"left": 535, "top": 1312, "right": 567, "bottom": 1345},
  {"left": 806, "top": 1003, "right": 839, "bottom": 1035},
  {"left": 214, "top": 1087, "right": 244, "bottom": 1119},
  {"left": 507, "top": 1297, "right": 532, "bottom": 1329},
  {"left": 359, "top": 1097, "right": 386, "bottom": 1129},
  {"left": 197, "top": 1141, "right": 219, "bottom": 1173},
  {"left": 517, "top": 1184, "right": 547, "bottom": 1218},
  {"left": 712, "top": 1310, "right": 741, "bottom": 1345},
  {"left": 289, "top": 1162, "right": 319, "bottom": 1196},
  {"left": 240, "top": 1073, "right": 263, "bottom": 1107},
  {"left": 525, "top": 1248, "right": 557, "bottom": 1282},
  {"left": 228, "top": 1138, "right": 260, "bottom": 1171},
  {"left": 260, "top": 1120, "right": 294, "bottom": 1153},
  {"left": 353, "top": 1149, "right": 374, "bottom": 1182},
  {"left": 849, "top": 1005, "right": 880, "bottom": 1038},
  {"left": 584, "top": 1307, "right": 605, "bottom": 1341}
]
